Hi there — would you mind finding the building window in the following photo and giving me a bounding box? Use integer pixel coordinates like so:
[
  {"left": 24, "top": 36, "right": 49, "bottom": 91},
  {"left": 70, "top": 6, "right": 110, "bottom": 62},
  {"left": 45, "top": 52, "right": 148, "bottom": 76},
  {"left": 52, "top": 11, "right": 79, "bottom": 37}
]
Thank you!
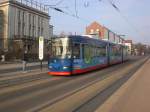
[
  {"left": 29, "top": 14, "right": 31, "bottom": 37},
  {"left": 38, "top": 16, "right": 40, "bottom": 37},
  {"left": 96, "top": 29, "right": 100, "bottom": 35},
  {"left": 0, "top": 11, "right": 3, "bottom": 38},
  {"left": 38, "top": 27, "right": 40, "bottom": 37},
  {"left": 22, "top": 11, "right": 25, "bottom": 36},
  {"left": 41, "top": 27, "right": 43, "bottom": 36},
  {"left": 41, "top": 18, "right": 43, "bottom": 36},
  {"left": 18, "top": 10, "right": 21, "bottom": 37},
  {"left": 73, "top": 43, "right": 80, "bottom": 59},
  {"left": 32, "top": 15, "right": 35, "bottom": 38},
  {"left": 96, "top": 29, "right": 99, "bottom": 32},
  {"left": 18, "top": 10, "right": 21, "bottom": 22},
  {"left": 90, "top": 29, "right": 94, "bottom": 34}
]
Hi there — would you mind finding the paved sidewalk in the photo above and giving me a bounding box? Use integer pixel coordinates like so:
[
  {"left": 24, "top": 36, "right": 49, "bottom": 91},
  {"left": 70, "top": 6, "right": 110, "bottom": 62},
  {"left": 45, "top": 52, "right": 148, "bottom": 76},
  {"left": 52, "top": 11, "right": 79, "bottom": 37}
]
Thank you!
[
  {"left": 0, "top": 67, "right": 48, "bottom": 77},
  {"left": 0, "top": 61, "right": 48, "bottom": 75},
  {"left": 0, "top": 61, "right": 47, "bottom": 70},
  {"left": 96, "top": 58, "right": 150, "bottom": 112}
]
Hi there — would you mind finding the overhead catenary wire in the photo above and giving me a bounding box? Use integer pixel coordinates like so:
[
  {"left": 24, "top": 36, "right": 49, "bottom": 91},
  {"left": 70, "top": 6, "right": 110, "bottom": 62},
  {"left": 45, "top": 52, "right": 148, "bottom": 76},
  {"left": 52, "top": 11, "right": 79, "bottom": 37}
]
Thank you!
[
  {"left": 46, "top": 3, "right": 91, "bottom": 23},
  {"left": 48, "top": 0, "right": 138, "bottom": 31},
  {"left": 108, "top": 0, "right": 120, "bottom": 12},
  {"left": 53, "top": 0, "right": 66, "bottom": 6},
  {"left": 102, "top": 0, "right": 143, "bottom": 37},
  {"left": 74, "top": 0, "right": 78, "bottom": 18}
]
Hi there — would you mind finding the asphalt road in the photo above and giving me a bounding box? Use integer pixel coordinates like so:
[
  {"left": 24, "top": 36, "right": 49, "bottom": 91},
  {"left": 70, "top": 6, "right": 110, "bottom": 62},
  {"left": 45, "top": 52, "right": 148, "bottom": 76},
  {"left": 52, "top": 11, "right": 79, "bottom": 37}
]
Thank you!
[{"left": 0, "top": 56, "right": 148, "bottom": 112}]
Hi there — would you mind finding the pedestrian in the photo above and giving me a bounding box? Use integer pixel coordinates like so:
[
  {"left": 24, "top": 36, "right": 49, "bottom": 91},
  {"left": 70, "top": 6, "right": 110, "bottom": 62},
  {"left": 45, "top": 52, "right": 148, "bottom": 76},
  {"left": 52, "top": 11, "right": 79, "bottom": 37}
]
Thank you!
[{"left": 22, "top": 51, "right": 28, "bottom": 73}]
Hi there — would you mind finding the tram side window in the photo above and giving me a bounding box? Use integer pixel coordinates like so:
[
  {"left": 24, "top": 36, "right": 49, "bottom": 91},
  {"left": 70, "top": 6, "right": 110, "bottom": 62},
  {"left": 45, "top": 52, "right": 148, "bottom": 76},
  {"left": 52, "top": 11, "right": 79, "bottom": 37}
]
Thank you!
[
  {"left": 118, "top": 47, "right": 122, "bottom": 56},
  {"left": 97, "top": 47, "right": 101, "bottom": 57},
  {"left": 83, "top": 44, "right": 91, "bottom": 59},
  {"left": 111, "top": 45, "right": 122, "bottom": 56},
  {"left": 101, "top": 47, "right": 107, "bottom": 56},
  {"left": 111, "top": 46, "right": 117, "bottom": 56},
  {"left": 114, "top": 46, "right": 121, "bottom": 56},
  {"left": 95, "top": 47, "right": 99, "bottom": 57},
  {"left": 73, "top": 43, "right": 80, "bottom": 59},
  {"left": 97, "top": 47, "right": 106, "bottom": 57},
  {"left": 91, "top": 46, "right": 96, "bottom": 57},
  {"left": 93, "top": 46, "right": 97, "bottom": 57}
]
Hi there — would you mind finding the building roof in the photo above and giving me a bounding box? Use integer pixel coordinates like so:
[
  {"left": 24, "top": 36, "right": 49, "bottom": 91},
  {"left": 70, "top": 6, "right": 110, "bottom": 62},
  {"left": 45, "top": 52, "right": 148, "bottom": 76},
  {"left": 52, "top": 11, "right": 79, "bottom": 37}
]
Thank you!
[
  {"left": 124, "top": 40, "right": 133, "bottom": 43},
  {"left": 86, "top": 21, "right": 102, "bottom": 28}
]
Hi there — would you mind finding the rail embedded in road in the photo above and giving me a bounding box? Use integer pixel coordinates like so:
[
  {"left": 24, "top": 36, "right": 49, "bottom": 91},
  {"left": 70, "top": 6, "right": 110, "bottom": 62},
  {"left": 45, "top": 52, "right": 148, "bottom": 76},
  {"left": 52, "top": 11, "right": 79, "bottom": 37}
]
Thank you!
[
  {"left": 38, "top": 57, "right": 148, "bottom": 112},
  {"left": 0, "top": 56, "right": 148, "bottom": 112}
]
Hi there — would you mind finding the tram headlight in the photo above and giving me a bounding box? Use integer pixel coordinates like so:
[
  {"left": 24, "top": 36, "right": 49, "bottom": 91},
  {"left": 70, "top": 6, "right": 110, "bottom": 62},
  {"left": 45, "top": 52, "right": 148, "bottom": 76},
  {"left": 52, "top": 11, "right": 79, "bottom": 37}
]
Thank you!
[
  {"left": 63, "top": 66, "right": 69, "bottom": 69},
  {"left": 49, "top": 66, "right": 52, "bottom": 69}
]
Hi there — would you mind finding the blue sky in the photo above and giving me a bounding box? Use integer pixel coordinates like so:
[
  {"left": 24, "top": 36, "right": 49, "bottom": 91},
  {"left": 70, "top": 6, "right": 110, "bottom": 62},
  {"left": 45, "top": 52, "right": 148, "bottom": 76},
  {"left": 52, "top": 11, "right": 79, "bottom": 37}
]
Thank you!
[{"left": 38, "top": 0, "right": 150, "bottom": 44}]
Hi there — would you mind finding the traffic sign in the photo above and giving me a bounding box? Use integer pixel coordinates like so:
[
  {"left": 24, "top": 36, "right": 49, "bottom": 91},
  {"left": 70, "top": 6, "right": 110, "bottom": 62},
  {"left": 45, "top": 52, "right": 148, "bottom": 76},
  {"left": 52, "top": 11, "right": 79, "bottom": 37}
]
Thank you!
[{"left": 39, "top": 36, "right": 44, "bottom": 60}]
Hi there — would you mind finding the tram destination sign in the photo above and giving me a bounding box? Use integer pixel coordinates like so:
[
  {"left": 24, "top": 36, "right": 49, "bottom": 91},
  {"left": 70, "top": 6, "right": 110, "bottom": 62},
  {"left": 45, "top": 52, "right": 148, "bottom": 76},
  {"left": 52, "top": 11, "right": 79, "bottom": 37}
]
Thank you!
[{"left": 39, "top": 36, "right": 44, "bottom": 60}]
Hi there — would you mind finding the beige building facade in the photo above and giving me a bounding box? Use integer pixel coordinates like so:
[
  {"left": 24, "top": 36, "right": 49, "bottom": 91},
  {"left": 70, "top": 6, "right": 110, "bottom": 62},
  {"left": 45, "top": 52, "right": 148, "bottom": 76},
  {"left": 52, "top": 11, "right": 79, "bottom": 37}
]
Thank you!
[{"left": 0, "top": 0, "right": 52, "bottom": 60}]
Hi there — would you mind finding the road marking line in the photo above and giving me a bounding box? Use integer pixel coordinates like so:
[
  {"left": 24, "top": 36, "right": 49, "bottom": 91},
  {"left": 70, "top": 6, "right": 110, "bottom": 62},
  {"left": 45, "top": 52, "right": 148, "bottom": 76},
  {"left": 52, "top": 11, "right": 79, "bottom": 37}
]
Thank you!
[{"left": 40, "top": 57, "right": 148, "bottom": 112}]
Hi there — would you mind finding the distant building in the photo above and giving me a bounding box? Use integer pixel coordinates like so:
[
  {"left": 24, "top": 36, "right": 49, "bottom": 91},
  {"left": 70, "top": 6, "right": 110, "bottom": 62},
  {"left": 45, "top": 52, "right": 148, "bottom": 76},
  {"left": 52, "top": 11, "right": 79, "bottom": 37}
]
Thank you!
[
  {"left": 0, "top": 0, "right": 52, "bottom": 60},
  {"left": 86, "top": 21, "right": 104, "bottom": 39},
  {"left": 124, "top": 40, "right": 133, "bottom": 55},
  {"left": 103, "top": 26, "right": 109, "bottom": 41},
  {"left": 86, "top": 21, "right": 125, "bottom": 44}
]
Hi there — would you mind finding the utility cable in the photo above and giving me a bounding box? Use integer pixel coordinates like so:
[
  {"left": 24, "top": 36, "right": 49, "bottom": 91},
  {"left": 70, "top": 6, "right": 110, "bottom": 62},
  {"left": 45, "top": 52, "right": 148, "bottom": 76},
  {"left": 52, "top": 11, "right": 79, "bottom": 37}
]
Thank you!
[
  {"left": 97, "top": 0, "right": 143, "bottom": 37},
  {"left": 54, "top": 0, "right": 66, "bottom": 6},
  {"left": 74, "top": 0, "right": 78, "bottom": 18},
  {"left": 108, "top": 0, "right": 143, "bottom": 37}
]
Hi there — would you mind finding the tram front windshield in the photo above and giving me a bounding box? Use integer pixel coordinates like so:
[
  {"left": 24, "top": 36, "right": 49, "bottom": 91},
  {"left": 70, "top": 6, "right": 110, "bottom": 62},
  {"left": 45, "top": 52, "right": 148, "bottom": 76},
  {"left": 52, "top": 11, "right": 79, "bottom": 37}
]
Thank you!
[{"left": 51, "top": 37, "right": 72, "bottom": 59}]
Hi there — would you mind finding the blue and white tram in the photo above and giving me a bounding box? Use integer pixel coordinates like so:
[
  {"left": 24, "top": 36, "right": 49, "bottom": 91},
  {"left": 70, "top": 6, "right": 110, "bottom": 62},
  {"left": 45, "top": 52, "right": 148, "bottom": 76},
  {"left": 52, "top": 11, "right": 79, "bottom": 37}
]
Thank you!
[{"left": 48, "top": 35, "right": 128, "bottom": 76}]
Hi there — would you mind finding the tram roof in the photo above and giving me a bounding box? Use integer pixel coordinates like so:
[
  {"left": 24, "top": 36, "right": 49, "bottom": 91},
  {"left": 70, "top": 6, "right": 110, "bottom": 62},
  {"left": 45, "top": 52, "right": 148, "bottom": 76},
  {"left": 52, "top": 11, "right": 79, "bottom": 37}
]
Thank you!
[
  {"left": 52, "top": 35, "right": 123, "bottom": 46},
  {"left": 69, "top": 35, "right": 123, "bottom": 46}
]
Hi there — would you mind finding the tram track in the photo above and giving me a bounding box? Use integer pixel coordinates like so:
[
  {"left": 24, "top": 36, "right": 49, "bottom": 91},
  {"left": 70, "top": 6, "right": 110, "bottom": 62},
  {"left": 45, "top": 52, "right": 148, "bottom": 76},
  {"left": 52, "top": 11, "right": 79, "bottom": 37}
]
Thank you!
[
  {"left": 74, "top": 56, "right": 149, "bottom": 112},
  {"left": 38, "top": 56, "right": 149, "bottom": 112},
  {"left": 0, "top": 68, "right": 49, "bottom": 88},
  {"left": 0, "top": 56, "right": 134, "bottom": 98},
  {"left": 0, "top": 72, "right": 48, "bottom": 89},
  {"left": 0, "top": 56, "right": 147, "bottom": 112},
  {"left": 37, "top": 56, "right": 149, "bottom": 112},
  {"left": 0, "top": 64, "right": 47, "bottom": 74},
  {"left": 0, "top": 67, "right": 47, "bottom": 78},
  {"left": 0, "top": 57, "right": 133, "bottom": 96},
  {"left": 0, "top": 56, "right": 140, "bottom": 91},
  {"left": 0, "top": 56, "right": 146, "bottom": 112}
]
